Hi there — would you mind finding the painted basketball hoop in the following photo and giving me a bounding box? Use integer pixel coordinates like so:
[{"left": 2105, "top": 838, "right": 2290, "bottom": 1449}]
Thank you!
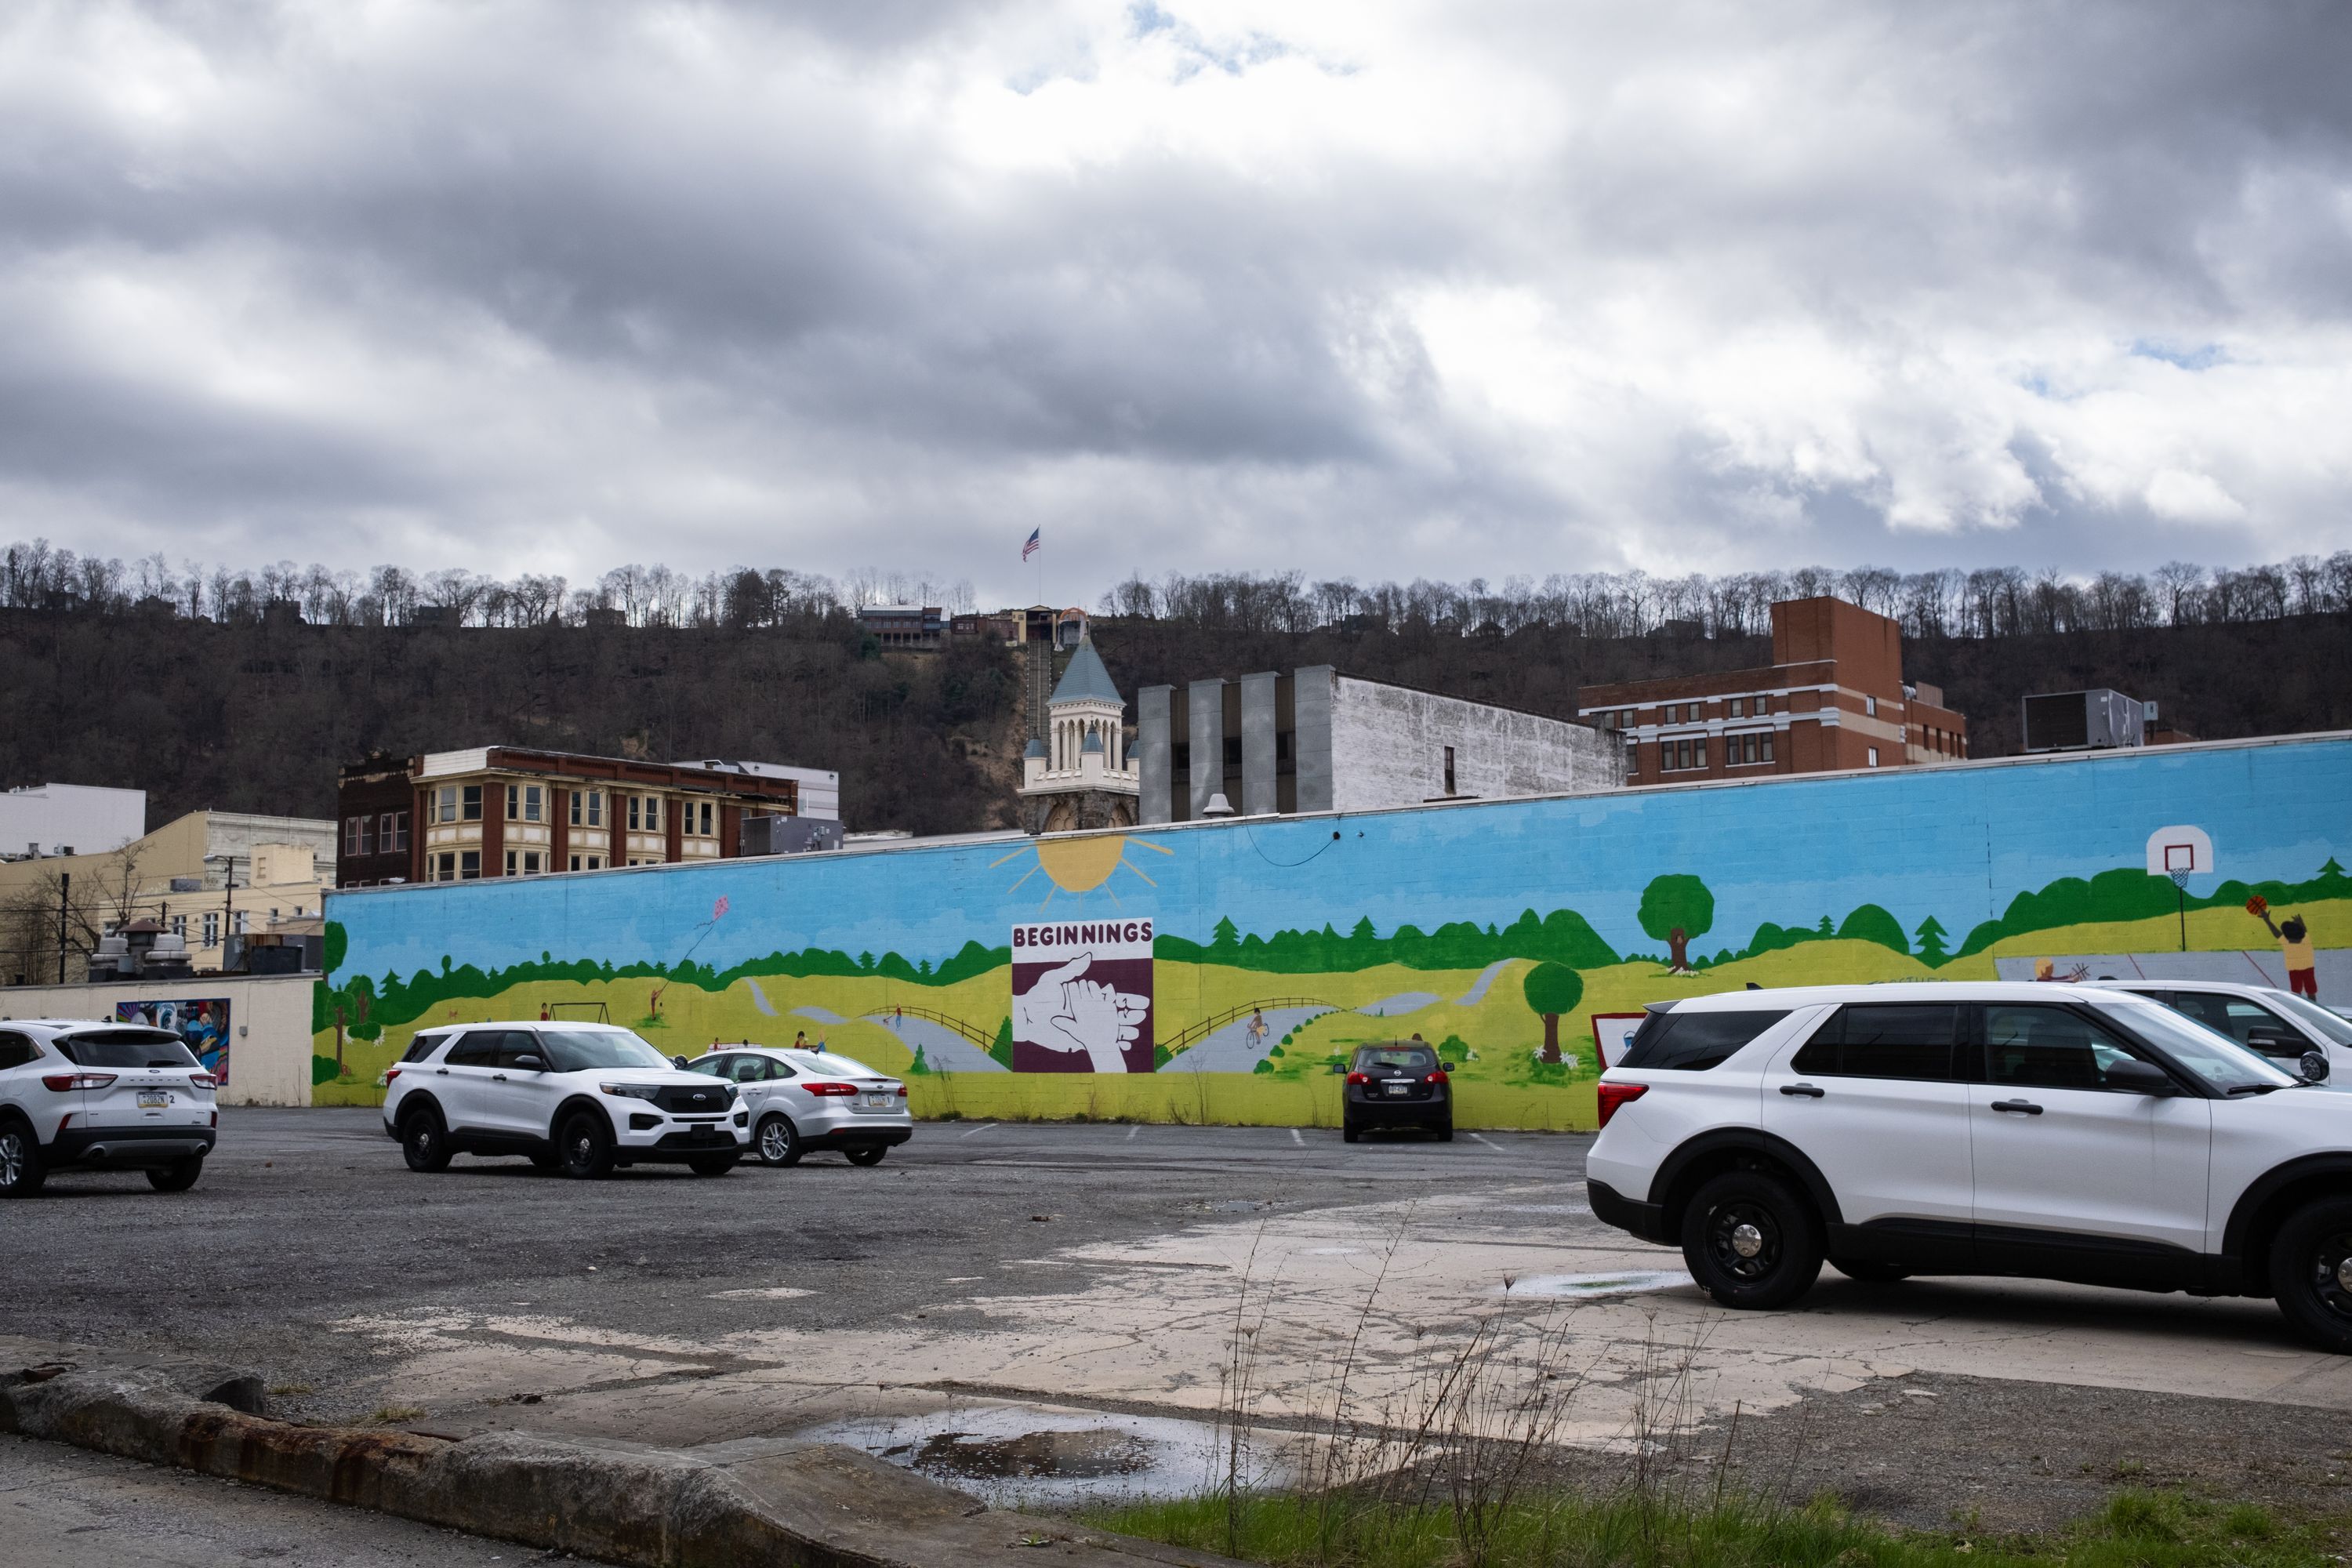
[{"left": 2146, "top": 825, "right": 2216, "bottom": 953}]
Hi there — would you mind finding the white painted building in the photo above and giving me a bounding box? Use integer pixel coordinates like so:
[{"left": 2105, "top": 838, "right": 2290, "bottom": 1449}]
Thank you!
[{"left": 0, "top": 783, "right": 146, "bottom": 859}]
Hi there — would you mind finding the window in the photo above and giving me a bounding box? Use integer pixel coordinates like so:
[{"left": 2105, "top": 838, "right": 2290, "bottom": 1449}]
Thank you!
[
  {"left": 459, "top": 850, "right": 481, "bottom": 880},
  {"left": 201, "top": 913, "right": 220, "bottom": 947},
  {"left": 1867, "top": 746, "right": 1880, "bottom": 768},
  {"left": 445, "top": 1031, "right": 500, "bottom": 1069},
  {"left": 1618, "top": 1008, "right": 1791, "bottom": 1072},
  {"left": 2164, "top": 992, "right": 2307, "bottom": 1058},
  {"left": 1729, "top": 698, "right": 1744, "bottom": 718},
  {"left": 461, "top": 784, "right": 483, "bottom": 822},
  {"left": 1754, "top": 694, "right": 1769, "bottom": 716},
  {"left": 1865, "top": 695, "right": 1878, "bottom": 717},
  {"left": 231, "top": 910, "right": 248, "bottom": 936},
  {"left": 172, "top": 913, "right": 187, "bottom": 938},
  {"left": 504, "top": 850, "right": 517, "bottom": 876},
  {"left": 1221, "top": 735, "right": 1243, "bottom": 767},
  {"left": 630, "top": 795, "right": 660, "bottom": 832},
  {"left": 1979, "top": 1005, "right": 2153, "bottom": 1091},
  {"left": 382, "top": 811, "right": 408, "bottom": 851},
  {"left": 570, "top": 855, "right": 582, "bottom": 872},
  {"left": 588, "top": 855, "right": 603, "bottom": 870},
  {"left": 1624, "top": 739, "right": 1639, "bottom": 775},
  {"left": 690, "top": 800, "right": 713, "bottom": 837},
  {"left": 0, "top": 1032, "right": 36, "bottom": 1070},
  {"left": 571, "top": 789, "right": 604, "bottom": 828},
  {"left": 1443, "top": 746, "right": 1456, "bottom": 795},
  {"left": 1791, "top": 1004, "right": 1958, "bottom": 1080},
  {"left": 1171, "top": 742, "right": 1190, "bottom": 774},
  {"left": 437, "top": 786, "right": 457, "bottom": 824},
  {"left": 435, "top": 852, "right": 456, "bottom": 881},
  {"left": 344, "top": 817, "right": 365, "bottom": 855},
  {"left": 524, "top": 851, "right": 541, "bottom": 874},
  {"left": 1276, "top": 729, "right": 1294, "bottom": 760}
]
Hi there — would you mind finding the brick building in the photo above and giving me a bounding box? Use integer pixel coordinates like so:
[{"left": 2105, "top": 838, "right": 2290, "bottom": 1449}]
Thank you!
[
  {"left": 1575, "top": 597, "right": 1968, "bottom": 783},
  {"left": 335, "top": 748, "right": 835, "bottom": 887}
]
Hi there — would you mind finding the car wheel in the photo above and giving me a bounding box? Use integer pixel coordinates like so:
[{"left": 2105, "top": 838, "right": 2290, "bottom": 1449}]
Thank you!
[
  {"left": 400, "top": 1107, "right": 452, "bottom": 1173},
  {"left": 558, "top": 1110, "right": 616, "bottom": 1180},
  {"left": 1679, "top": 1169, "right": 1824, "bottom": 1310},
  {"left": 1341, "top": 1116, "right": 1360, "bottom": 1144},
  {"left": 688, "top": 1154, "right": 739, "bottom": 1177},
  {"left": 1435, "top": 1121, "right": 1454, "bottom": 1142},
  {"left": 756, "top": 1114, "right": 803, "bottom": 1167},
  {"left": 844, "top": 1145, "right": 887, "bottom": 1167},
  {"left": 147, "top": 1156, "right": 204, "bottom": 1192},
  {"left": 1828, "top": 1257, "right": 1910, "bottom": 1283},
  {"left": 2268, "top": 1197, "right": 2352, "bottom": 1353},
  {"left": 0, "top": 1121, "right": 46, "bottom": 1197}
]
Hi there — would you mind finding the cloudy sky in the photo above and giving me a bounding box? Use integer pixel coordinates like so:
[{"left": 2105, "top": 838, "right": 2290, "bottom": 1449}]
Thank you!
[{"left": 4, "top": 1, "right": 2347, "bottom": 602}]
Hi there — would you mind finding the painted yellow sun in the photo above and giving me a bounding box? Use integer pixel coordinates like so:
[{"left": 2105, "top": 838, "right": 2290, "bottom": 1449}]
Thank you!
[{"left": 992, "top": 833, "right": 1172, "bottom": 909}]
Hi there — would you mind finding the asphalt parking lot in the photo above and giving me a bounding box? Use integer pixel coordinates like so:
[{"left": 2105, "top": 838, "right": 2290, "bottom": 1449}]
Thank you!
[{"left": 9, "top": 1109, "right": 2352, "bottom": 1537}]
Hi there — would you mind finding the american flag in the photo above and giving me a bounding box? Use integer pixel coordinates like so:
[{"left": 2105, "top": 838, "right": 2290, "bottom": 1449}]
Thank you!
[{"left": 1021, "top": 527, "right": 1040, "bottom": 561}]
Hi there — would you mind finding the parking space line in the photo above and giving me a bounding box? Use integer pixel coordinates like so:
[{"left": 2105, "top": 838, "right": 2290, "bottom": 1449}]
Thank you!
[
  {"left": 1468, "top": 1133, "right": 1503, "bottom": 1152},
  {"left": 1127, "top": 1126, "right": 1138, "bottom": 1142},
  {"left": 960, "top": 1123, "right": 999, "bottom": 1139},
  {"left": 1290, "top": 1128, "right": 1305, "bottom": 1146}
]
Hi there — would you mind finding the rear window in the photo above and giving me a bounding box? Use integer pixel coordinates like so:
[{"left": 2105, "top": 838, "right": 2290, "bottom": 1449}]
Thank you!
[
  {"left": 787, "top": 1051, "right": 881, "bottom": 1079},
  {"left": 54, "top": 1030, "right": 201, "bottom": 1069},
  {"left": 1616, "top": 1009, "right": 1790, "bottom": 1072},
  {"left": 1354, "top": 1046, "right": 1438, "bottom": 1073},
  {"left": 401, "top": 1034, "right": 446, "bottom": 1063},
  {"left": 1791, "top": 1004, "right": 1959, "bottom": 1080}
]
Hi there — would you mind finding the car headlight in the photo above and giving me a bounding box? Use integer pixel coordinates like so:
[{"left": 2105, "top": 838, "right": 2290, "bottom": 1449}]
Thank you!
[{"left": 599, "top": 1083, "right": 661, "bottom": 1100}]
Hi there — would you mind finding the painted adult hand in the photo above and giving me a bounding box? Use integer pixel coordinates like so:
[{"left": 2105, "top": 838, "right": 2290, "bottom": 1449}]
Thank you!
[
  {"left": 1012, "top": 954, "right": 1093, "bottom": 1061},
  {"left": 1050, "top": 978, "right": 1147, "bottom": 1073}
]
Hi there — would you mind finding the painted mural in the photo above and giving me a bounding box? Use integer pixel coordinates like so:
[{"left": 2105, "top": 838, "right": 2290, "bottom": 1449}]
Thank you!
[{"left": 314, "top": 735, "right": 2352, "bottom": 1129}]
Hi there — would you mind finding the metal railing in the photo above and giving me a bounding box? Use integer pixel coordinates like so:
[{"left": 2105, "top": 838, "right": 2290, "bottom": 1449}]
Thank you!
[{"left": 866, "top": 1004, "right": 996, "bottom": 1051}]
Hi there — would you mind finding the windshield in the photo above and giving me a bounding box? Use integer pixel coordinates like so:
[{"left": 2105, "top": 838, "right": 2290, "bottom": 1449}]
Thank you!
[
  {"left": 2264, "top": 990, "right": 2352, "bottom": 1047},
  {"left": 787, "top": 1051, "right": 882, "bottom": 1079},
  {"left": 2094, "top": 1001, "right": 2299, "bottom": 1091},
  {"left": 55, "top": 1030, "right": 200, "bottom": 1069},
  {"left": 538, "top": 1029, "right": 672, "bottom": 1073},
  {"left": 1356, "top": 1046, "right": 1437, "bottom": 1072}
]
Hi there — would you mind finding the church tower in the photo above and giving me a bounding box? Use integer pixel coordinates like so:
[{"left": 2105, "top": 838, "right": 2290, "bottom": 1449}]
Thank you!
[{"left": 1018, "top": 637, "right": 1139, "bottom": 834}]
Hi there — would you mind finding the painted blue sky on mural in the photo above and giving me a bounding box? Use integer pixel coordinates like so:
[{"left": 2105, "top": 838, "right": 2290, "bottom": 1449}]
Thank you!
[{"left": 327, "top": 737, "right": 2352, "bottom": 983}]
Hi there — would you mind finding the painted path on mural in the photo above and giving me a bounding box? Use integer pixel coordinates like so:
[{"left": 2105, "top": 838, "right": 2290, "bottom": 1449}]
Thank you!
[
  {"left": 1159, "top": 1005, "right": 1334, "bottom": 1073},
  {"left": 868, "top": 1014, "right": 1005, "bottom": 1074}
]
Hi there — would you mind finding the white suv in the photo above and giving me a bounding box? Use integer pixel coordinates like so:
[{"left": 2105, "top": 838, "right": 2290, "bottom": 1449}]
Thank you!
[
  {"left": 1588, "top": 982, "right": 2352, "bottom": 1352},
  {"left": 383, "top": 1022, "right": 749, "bottom": 1178},
  {"left": 685, "top": 1046, "right": 912, "bottom": 1167},
  {"left": 0, "top": 1020, "right": 219, "bottom": 1196}
]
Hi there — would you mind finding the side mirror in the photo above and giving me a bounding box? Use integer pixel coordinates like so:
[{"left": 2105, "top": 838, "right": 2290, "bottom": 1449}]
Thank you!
[
  {"left": 512, "top": 1054, "right": 544, "bottom": 1072},
  {"left": 1328, "top": 1062, "right": 1348, "bottom": 1075},
  {"left": 2104, "top": 1058, "right": 2175, "bottom": 1096},
  {"left": 673, "top": 1055, "right": 691, "bottom": 1069},
  {"left": 2302, "top": 1051, "right": 2332, "bottom": 1083},
  {"left": 1441, "top": 1062, "right": 1459, "bottom": 1073}
]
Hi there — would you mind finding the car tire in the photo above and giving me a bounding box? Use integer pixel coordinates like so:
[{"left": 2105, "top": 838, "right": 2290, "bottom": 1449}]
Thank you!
[
  {"left": 688, "top": 1154, "right": 739, "bottom": 1177},
  {"left": 558, "top": 1110, "right": 616, "bottom": 1180},
  {"left": 147, "top": 1156, "right": 204, "bottom": 1192},
  {"left": 845, "top": 1145, "right": 887, "bottom": 1167},
  {"left": 400, "top": 1107, "right": 452, "bottom": 1173},
  {"left": 1828, "top": 1257, "right": 1910, "bottom": 1284},
  {"left": 1679, "top": 1169, "right": 1824, "bottom": 1310},
  {"left": 0, "top": 1120, "right": 46, "bottom": 1197},
  {"left": 528, "top": 1150, "right": 563, "bottom": 1174},
  {"left": 1435, "top": 1121, "right": 1454, "bottom": 1142},
  {"left": 756, "top": 1115, "right": 803, "bottom": 1167},
  {"left": 1341, "top": 1120, "right": 1359, "bottom": 1144},
  {"left": 2268, "top": 1196, "right": 2352, "bottom": 1354}
]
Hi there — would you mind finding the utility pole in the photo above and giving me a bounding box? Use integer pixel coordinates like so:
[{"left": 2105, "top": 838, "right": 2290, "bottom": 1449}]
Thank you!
[{"left": 56, "top": 871, "right": 69, "bottom": 985}]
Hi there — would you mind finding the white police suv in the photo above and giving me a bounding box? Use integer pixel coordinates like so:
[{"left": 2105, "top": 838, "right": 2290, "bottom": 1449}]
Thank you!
[
  {"left": 383, "top": 1021, "right": 748, "bottom": 1178},
  {"left": 0, "top": 1020, "right": 219, "bottom": 1196},
  {"left": 1587, "top": 982, "right": 2352, "bottom": 1352}
]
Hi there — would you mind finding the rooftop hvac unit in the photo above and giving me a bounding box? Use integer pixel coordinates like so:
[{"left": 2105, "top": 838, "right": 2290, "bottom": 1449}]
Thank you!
[
  {"left": 2021, "top": 689, "right": 2147, "bottom": 753},
  {"left": 739, "top": 815, "right": 844, "bottom": 856}
]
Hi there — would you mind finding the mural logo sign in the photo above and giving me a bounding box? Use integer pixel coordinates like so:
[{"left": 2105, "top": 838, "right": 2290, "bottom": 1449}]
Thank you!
[
  {"left": 1011, "top": 919, "right": 1154, "bottom": 1073},
  {"left": 116, "top": 997, "right": 231, "bottom": 1084}
]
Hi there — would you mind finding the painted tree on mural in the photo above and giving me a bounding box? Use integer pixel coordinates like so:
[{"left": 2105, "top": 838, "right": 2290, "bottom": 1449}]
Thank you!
[
  {"left": 1914, "top": 916, "right": 1951, "bottom": 967},
  {"left": 1522, "top": 961, "right": 1584, "bottom": 1063},
  {"left": 1639, "top": 875, "right": 1715, "bottom": 974}
]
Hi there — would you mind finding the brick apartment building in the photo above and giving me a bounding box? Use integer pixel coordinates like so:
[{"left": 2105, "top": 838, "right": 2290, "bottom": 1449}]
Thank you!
[
  {"left": 1575, "top": 597, "right": 1968, "bottom": 783},
  {"left": 336, "top": 748, "right": 835, "bottom": 887}
]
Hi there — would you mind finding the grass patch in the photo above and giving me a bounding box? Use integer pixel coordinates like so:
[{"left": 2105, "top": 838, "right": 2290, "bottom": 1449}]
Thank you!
[
  {"left": 267, "top": 1381, "right": 314, "bottom": 1397},
  {"left": 1088, "top": 1487, "right": 2336, "bottom": 1568},
  {"left": 365, "top": 1403, "right": 426, "bottom": 1425}
]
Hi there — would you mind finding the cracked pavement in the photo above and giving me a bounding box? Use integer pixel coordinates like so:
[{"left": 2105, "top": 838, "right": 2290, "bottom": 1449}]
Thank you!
[{"left": 8, "top": 1109, "right": 2352, "bottom": 1533}]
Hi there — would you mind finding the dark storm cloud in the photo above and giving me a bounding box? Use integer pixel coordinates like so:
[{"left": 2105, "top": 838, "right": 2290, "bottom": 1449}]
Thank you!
[{"left": 0, "top": 0, "right": 2346, "bottom": 593}]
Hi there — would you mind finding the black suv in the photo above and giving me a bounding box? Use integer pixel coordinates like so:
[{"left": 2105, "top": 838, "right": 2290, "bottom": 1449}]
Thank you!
[{"left": 1341, "top": 1041, "right": 1454, "bottom": 1142}]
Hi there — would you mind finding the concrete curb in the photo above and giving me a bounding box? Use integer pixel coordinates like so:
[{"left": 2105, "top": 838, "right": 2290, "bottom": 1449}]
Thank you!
[{"left": 2, "top": 1358, "right": 1253, "bottom": 1567}]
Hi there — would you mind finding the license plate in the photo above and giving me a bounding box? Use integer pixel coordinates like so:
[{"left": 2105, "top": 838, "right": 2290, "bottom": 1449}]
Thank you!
[
  {"left": 864, "top": 1094, "right": 891, "bottom": 1108},
  {"left": 1384, "top": 1081, "right": 1410, "bottom": 1095},
  {"left": 138, "top": 1091, "right": 172, "bottom": 1109}
]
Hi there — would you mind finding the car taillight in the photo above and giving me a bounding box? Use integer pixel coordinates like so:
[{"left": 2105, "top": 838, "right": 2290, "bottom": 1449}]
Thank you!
[
  {"left": 1345, "top": 1072, "right": 1370, "bottom": 1085},
  {"left": 1425, "top": 1070, "right": 1450, "bottom": 1086},
  {"left": 895, "top": 1086, "right": 909, "bottom": 1098},
  {"left": 1595, "top": 1081, "right": 1649, "bottom": 1130},
  {"left": 190, "top": 1073, "right": 218, "bottom": 1089},
  {"left": 383, "top": 1067, "right": 401, "bottom": 1083},
  {"left": 804, "top": 1082, "right": 859, "bottom": 1097},
  {"left": 42, "top": 1073, "right": 116, "bottom": 1092}
]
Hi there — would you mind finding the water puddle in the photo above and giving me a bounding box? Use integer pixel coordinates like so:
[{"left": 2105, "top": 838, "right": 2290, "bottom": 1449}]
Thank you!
[
  {"left": 799, "top": 1403, "right": 1295, "bottom": 1508},
  {"left": 1501, "top": 1270, "right": 1690, "bottom": 1299}
]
